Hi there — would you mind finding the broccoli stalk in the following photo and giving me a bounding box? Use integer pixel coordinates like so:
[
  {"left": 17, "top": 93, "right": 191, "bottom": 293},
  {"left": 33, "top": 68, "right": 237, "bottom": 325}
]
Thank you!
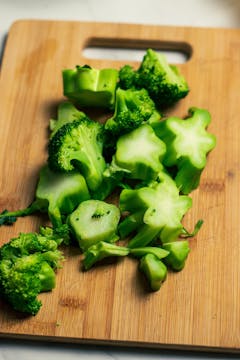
[
  {"left": 153, "top": 107, "right": 217, "bottom": 194},
  {"left": 0, "top": 166, "right": 90, "bottom": 229},
  {"left": 162, "top": 240, "right": 190, "bottom": 271},
  {"left": 130, "top": 246, "right": 169, "bottom": 260},
  {"left": 139, "top": 253, "right": 167, "bottom": 291},
  {"left": 112, "top": 124, "right": 166, "bottom": 181},
  {"left": 83, "top": 241, "right": 129, "bottom": 270},
  {"left": 0, "top": 229, "right": 64, "bottom": 315},
  {"left": 67, "top": 200, "right": 121, "bottom": 251},
  {"left": 48, "top": 117, "right": 106, "bottom": 192},
  {"left": 119, "top": 171, "right": 192, "bottom": 247},
  {"left": 62, "top": 65, "right": 119, "bottom": 109}
]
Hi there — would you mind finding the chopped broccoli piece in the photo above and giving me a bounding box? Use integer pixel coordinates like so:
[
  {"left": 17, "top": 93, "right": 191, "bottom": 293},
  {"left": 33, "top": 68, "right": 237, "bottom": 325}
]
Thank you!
[
  {"left": 104, "top": 88, "right": 161, "bottom": 138},
  {"left": 67, "top": 200, "right": 121, "bottom": 251},
  {"left": 48, "top": 118, "right": 106, "bottom": 192},
  {"left": 0, "top": 230, "right": 64, "bottom": 315},
  {"left": 130, "top": 246, "right": 169, "bottom": 259},
  {"left": 137, "top": 49, "right": 189, "bottom": 108},
  {"left": 0, "top": 166, "right": 90, "bottom": 228},
  {"left": 112, "top": 124, "right": 166, "bottom": 181},
  {"left": 50, "top": 101, "right": 88, "bottom": 137},
  {"left": 139, "top": 253, "right": 167, "bottom": 291},
  {"left": 119, "top": 49, "right": 189, "bottom": 109},
  {"left": 153, "top": 107, "right": 216, "bottom": 194},
  {"left": 0, "top": 210, "right": 17, "bottom": 226},
  {"left": 62, "top": 65, "right": 118, "bottom": 109},
  {"left": 119, "top": 171, "right": 192, "bottom": 247},
  {"left": 83, "top": 241, "right": 129, "bottom": 270},
  {"left": 162, "top": 240, "right": 190, "bottom": 271},
  {"left": 118, "top": 64, "right": 138, "bottom": 89}
]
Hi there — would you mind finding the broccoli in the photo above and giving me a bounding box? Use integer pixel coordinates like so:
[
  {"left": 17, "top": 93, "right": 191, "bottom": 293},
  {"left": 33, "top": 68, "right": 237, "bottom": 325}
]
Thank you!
[
  {"left": 139, "top": 253, "right": 167, "bottom": 291},
  {"left": 118, "top": 64, "right": 138, "bottom": 90},
  {"left": 119, "top": 171, "right": 192, "bottom": 248},
  {"left": 62, "top": 65, "right": 119, "bottom": 109},
  {"left": 112, "top": 124, "right": 166, "bottom": 181},
  {"left": 83, "top": 241, "right": 129, "bottom": 270},
  {"left": 0, "top": 165, "right": 90, "bottom": 228},
  {"left": 67, "top": 200, "right": 121, "bottom": 251},
  {"left": 162, "top": 240, "right": 190, "bottom": 271},
  {"left": 50, "top": 101, "right": 88, "bottom": 137},
  {"left": 153, "top": 107, "right": 216, "bottom": 194},
  {"left": 130, "top": 246, "right": 169, "bottom": 260},
  {"left": 0, "top": 229, "right": 64, "bottom": 315},
  {"left": 118, "top": 49, "right": 189, "bottom": 109},
  {"left": 48, "top": 117, "right": 106, "bottom": 192},
  {"left": 104, "top": 88, "right": 161, "bottom": 138}
]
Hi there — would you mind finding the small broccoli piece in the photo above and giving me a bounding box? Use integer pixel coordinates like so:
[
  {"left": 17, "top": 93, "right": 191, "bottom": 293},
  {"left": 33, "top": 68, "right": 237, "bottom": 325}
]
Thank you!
[
  {"left": 67, "top": 200, "right": 121, "bottom": 251},
  {"left": 62, "top": 65, "right": 119, "bottom": 109},
  {"left": 83, "top": 241, "right": 129, "bottom": 270},
  {"left": 153, "top": 107, "right": 216, "bottom": 194},
  {"left": 0, "top": 210, "right": 17, "bottom": 226},
  {"left": 0, "top": 166, "right": 90, "bottom": 228},
  {"left": 119, "top": 171, "right": 192, "bottom": 248},
  {"left": 0, "top": 231, "right": 63, "bottom": 315},
  {"left": 139, "top": 253, "right": 167, "bottom": 291},
  {"left": 137, "top": 49, "right": 189, "bottom": 108},
  {"left": 112, "top": 124, "right": 166, "bottom": 181},
  {"left": 130, "top": 246, "right": 169, "bottom": 260},
  {"left": 118, "top": 65, "right": 138, "bottom": 89},
  {"left": 162, "top": 240, "right": 190, "bottom": 271},
  {"left": 104, "top": 88, "right": 161, "bottom": 139},
  {"left": 48, "top": 118, "right": 106, "bottom": 192},
  {"left": 50, "top": 101, "right": 88, "bottom": 137}
]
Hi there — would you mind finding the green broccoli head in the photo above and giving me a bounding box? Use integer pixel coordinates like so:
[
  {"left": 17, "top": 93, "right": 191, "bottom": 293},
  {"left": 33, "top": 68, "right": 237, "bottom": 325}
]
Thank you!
[
  {"left": 105, "top": 88, "right": 161, "bottom": 138},
  {"left": 48, "top": 118, "right": 106, "bottom": 192},
  {"left": 137, "top": 49, "right": 189, "bottom": 109},
  {"left": 0, "top": 231, "right": 64, "bottom": 315},
  {"left": 118, "top": 65, "right": 139, "bottom": 89}
]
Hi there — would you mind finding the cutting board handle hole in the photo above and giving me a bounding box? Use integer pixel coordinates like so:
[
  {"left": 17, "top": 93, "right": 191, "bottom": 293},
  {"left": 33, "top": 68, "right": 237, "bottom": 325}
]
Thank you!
[{"left": 83, "top": 38, "right": 192, "bottom": 64}]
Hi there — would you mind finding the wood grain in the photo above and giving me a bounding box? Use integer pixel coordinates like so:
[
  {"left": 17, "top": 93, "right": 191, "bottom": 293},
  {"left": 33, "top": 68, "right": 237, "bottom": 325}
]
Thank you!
[{"left": 0, "top": 20, "right": 240, "bottom": 352}]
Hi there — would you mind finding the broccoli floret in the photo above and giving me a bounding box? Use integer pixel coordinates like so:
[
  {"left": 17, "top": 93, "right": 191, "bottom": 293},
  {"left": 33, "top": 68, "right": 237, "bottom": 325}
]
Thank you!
[
  {"left": 104, "top": 88, "right": 161, "bottom": 139},
  {"left": 0, "top": 166, "right": 90, "bottom": 229},
  {"left": 153, "top": 107, "right": 216, "bottom": 194},
  {"left": 112, "top": 124, "right": 166, "bottom": 181},
  {"left": 118, "top": 65, "right": 139, "bottom": 90},
  {"left": 119, "top": 171, "right": 192, "bottom": 248},
  {"left": 48, "top": 118, "right": 106, "bottom": 192},
  {"left": 137, "top": 49, "right": 189, "bottom": 108},
  {"left": 67, "top": 200, "right": 121, "bottom": 251},
  {"left": 62, "top": 65, "right": 119, "bottom": 109},
  {"left": 50, "top": 101, "right": 88, "bottom": 137},
  {"left": 119, "top": 49, "right": 189, "bottom": 109},
  {"left": 0, "top": 231, "right": 64, "bottom": 315}
]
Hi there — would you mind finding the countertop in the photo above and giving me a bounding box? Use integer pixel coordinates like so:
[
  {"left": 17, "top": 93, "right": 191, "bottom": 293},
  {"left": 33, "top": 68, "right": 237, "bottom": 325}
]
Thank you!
[{"left": 1, "top": 0, "right": 240, "bottom": 359}]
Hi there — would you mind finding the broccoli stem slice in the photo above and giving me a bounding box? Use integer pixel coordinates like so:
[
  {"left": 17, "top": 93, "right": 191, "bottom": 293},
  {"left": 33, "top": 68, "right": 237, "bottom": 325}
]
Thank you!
[
  {"left": 127, "top": 224, "right": 160, "bottom": 249},
  {"left": 67, "top": 200, "right": 121, "bottom": 251},
  {"left": 130, "top": 246, "right": 169, "bottom": 259},
  {"left": 139, "top": 253, "right": 167, "bottom": 291},
  {"left": 83, "top": 241, "right": 130, "bottom": 270},
  {"left": 162, "top": 240, "right": 190, "bottom": 271}
]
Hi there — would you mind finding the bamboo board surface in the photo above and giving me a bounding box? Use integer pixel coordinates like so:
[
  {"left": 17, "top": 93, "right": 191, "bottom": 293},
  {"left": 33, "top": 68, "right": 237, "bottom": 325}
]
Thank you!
[{"left": 0, "top": 20, "right": 240, "bottom": 352}]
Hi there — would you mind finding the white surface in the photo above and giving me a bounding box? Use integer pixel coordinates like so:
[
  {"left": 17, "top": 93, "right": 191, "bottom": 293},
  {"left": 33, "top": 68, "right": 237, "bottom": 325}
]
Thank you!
[{"left": 1, "top": 0, "right": 240, "bottom": 359}]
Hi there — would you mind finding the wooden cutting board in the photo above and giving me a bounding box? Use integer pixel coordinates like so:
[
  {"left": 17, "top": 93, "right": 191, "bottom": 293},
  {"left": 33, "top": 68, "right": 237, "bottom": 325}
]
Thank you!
[{"left": 0, "top": 20, "right": 240, "bottom": 353}]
